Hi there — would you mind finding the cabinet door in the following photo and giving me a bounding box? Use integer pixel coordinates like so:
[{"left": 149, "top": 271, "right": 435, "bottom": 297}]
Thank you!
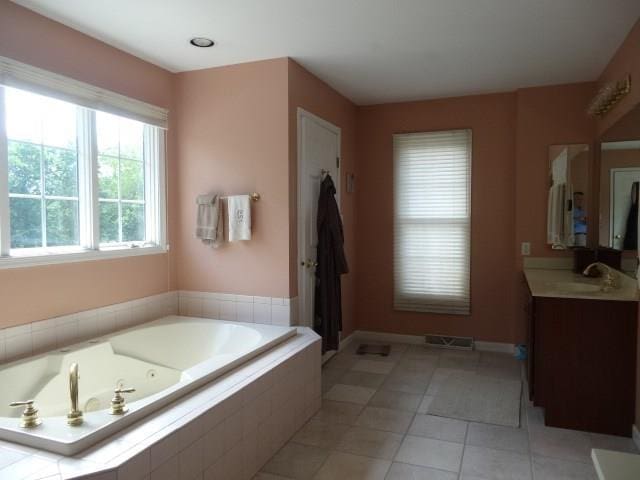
[{"left": 525, "top": 286, "right": 535, "bottom": 400}]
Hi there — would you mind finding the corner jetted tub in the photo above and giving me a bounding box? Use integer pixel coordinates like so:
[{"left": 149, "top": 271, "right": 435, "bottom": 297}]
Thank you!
[{"left": 0, "top": 315, "right": 296, "bottom": 455}]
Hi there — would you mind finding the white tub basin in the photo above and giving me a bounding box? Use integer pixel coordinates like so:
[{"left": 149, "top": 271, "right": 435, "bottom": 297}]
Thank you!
[{"left": 0, "top": 316, "right": 296, "bottom": 455}]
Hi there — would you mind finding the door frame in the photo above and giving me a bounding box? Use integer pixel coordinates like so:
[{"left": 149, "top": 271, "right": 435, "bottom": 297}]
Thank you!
[
  {"left": 296, "top": 107, "right": 341, "bottom": 328},
  {"left": 609, "top": 167, "right": 640, "bottom": 248}
]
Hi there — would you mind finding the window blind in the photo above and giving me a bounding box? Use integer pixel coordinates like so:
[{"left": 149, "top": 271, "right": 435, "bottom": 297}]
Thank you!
[
  {"left": 0, "top": 56, "right": 168, "bottom": 128},
  {"left": 393, "top": 129, "right": 472, "bottom": 315}
]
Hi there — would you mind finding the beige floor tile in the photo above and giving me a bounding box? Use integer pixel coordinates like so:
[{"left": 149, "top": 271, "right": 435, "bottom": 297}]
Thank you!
[
  {"left": 292, "top": 419, "right": 350, "bottom": 449},
  {"left": 352, "top": 359, "right": 395, "bottom": 375},
  {"left": 313, "top": 400, "right": 364, "bottom": 425},
  {"left": 529, "top": 425, "right": 592, "bottom": 463},
  {"left": 408, "top": 414, "right": 468, "bottom": 443},
  {"left": 461, "top": 445, "right": 531, "bottom": 480},
  {"left": 313, "top": 451, "right": 390, "bottom": 480},
  {"left": 589, "top": 432, "right": 638, "bottom": 454},
  {"left": 335, "top": 426, "right": 403, "bottom": 460},
  {"left": 416, "top": 395, "right": 434, "bottom": 414},
  {"left": 355, "top": 406, "right": 415, "bottom": 434},
  {"left": 426, "top": 368, "right": 468, "bottom": 396},
  {"left": 324, "top": 352, "right": 358, "bottom": 370},
  {"left": 525, "top": 404, "right": 544, "bottom": 427},
  {"left": 532, "top": 455, "right": 598, "bottom": 480},
  {"left": 385, "top": 462, "right": 457, "bottom": 480},
  {"left": 261, "top": 442, "right": 329, "bottom": 479},
  {"left": 382, "top": 372, "right": 431, "bottom": 395},
  {"left": 339, "top": 371, "right": 387, "bottom": 389},
  {"left": 466, "top": 422, "right": 529, "bottom": 454},
  {"left": 253, "top": 473, "right": 292, "bottom": 480},
  {"left": 438, "top": 351, "right": 479, "bottom": 371},
  {"left": 394, "top": 435, "right": 464, "bottom": 472},
  {"left": 323, "top": 384, "right": 376, "bottom": 405},
  {"left": 404, "top": 345, "right": 441, "bottom": 360},
  {"left": 395, "top": 357, "right": 439, "bottom": 374},
  {"left": 321, "top": 367, "right": 347, "bottom": 394},
  {"left": 369, "top": 389, "right": 422, "bottom": 412}
]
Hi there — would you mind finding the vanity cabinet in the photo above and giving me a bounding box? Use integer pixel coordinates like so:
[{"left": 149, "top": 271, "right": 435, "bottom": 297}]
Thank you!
[{"left": 526, "top": 283, "right": 637, "bottom": 436}]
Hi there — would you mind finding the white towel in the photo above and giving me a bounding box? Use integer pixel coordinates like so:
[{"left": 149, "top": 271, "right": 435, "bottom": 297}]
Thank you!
[
  {"left": 227, "top": 195, "right": 251, "bottom": 241},
  {"left": 195, "top": 194, "right": 223, "bottom": 247}
]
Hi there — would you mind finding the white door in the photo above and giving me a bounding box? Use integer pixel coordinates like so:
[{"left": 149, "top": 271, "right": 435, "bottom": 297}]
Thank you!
[
  {"left": 297, "top": 108, "right": 341, "bottom": 329},
  {"left": 610, "top": 168, "right": 640, "bottom": 249}
]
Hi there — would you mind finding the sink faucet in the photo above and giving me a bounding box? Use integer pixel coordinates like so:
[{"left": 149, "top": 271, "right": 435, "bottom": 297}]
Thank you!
[
  {"left": 583, "top": 262, "right": 618, "bottom": 292},
  {"left": 66, "top": 362, "right": 83, "bottom": 426}
]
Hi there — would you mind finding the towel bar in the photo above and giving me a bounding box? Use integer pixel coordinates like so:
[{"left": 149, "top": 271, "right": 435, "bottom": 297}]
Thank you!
[{"left": 220, "top": 192, "right": 260, "bottom": 201}]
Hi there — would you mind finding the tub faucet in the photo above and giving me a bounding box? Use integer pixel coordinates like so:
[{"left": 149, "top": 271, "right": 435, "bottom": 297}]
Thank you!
[
  {"left": 583, "top": 262, "right": 618, "bottom": 292},
  {"left": 66, "top": 362, "right": 83, "bottom": 426}
]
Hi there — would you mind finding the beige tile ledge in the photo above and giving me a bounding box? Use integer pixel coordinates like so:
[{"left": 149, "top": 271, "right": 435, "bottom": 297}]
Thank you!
[
  {"left": 0, "top": 327, "right": 321, "bottom": 480},
  {"left": 592, "top": 448, "right": 640, "bottom": 480},
  {"left": 524, "top": 268, "right": 639, "bottom": 302}
]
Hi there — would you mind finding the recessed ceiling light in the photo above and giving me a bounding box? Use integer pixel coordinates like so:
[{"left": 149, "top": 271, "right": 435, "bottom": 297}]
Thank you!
[{"left": 190, "top": 37, "right": 215, "bottom": 48}]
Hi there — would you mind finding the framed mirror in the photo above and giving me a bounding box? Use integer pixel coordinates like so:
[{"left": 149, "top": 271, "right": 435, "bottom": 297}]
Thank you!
[
  {"left": 547, "top": 144, "right": 591, "bottom": 249},
  {"left": 599, "top": 103, "right": 640, "bottom": 255}
]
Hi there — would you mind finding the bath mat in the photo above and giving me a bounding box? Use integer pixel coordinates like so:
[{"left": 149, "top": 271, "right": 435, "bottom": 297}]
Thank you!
[
  {"left": 356, "top": 344, "right": 391, "bottom": 356},
  {"left": 427, "top": 371, "right": 522, "bottom": 427}
]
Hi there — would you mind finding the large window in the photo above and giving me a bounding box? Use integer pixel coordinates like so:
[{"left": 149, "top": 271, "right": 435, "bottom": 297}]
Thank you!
[
  {"left": 393, "top": 129, "right": 472, "bottom": 315},
  {"left": 0, "top": 81, "right": 166, "bottom": 266}
]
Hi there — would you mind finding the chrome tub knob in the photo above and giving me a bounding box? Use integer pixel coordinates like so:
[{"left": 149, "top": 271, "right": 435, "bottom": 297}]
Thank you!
[
  {"left": 9, "top": 400, "right": 42, "bottom": 428},
  {"left": 109, "top": 386, "right": 136, "bottom": 415}
]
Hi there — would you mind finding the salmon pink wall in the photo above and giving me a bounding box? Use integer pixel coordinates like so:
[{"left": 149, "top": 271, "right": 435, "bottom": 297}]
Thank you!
[
  {"left": 0, "top": 2, "right": 175, "bottom": 328},
  {"left": 354, "top": 93, "right": 518, "bottom": 343},
  {"left": 173, "top": 59, "right": 291, "bottom": 297},
  {"left": 597, "top": 19, "right": 640, "bottom": 136},
  {"left": 514, "top": 83, "right": 597, "bottom": 262},
  {"left": 287, "top": 59, "right": 358, "bottom": 336}
]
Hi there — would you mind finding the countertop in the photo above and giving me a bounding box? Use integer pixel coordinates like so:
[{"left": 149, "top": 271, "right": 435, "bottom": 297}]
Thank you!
[{"left": 523, "top": 268, "right": 639, "bottom": 302}]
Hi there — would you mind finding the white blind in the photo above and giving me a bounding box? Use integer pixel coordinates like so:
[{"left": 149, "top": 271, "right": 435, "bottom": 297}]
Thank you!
[
  {"left": 393, "top": 129, "right": 472, "bottom": 315},
  {"left": 0, "top": 55, "right": 168, "bottom": 128}
]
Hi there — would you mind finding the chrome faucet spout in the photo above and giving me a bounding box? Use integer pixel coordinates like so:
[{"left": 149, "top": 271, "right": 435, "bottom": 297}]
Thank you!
[
  {"left": 582, "top": 262, "right": 618, "bottom": 292},
  {"left": 67, "top": 362, "right": 83, "bottom": 426}
]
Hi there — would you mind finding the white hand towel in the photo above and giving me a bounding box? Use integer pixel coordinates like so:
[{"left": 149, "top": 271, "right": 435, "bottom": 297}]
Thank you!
[
  {"left": 195, "top": 194, "right": 223, "bottom": 247},
  {"left": 227, "top": 195, "right": 252, "bottom": 241}
]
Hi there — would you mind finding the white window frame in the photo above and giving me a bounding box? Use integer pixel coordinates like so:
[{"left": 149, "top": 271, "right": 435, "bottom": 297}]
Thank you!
[{"left": 0, "top": 86, "right": 167, "bottom": 269}]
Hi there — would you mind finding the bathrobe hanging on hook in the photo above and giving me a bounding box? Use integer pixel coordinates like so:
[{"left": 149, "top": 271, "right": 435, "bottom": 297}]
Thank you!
[{"left": 314, "top": 174, "right": 348, "bottom": 353}]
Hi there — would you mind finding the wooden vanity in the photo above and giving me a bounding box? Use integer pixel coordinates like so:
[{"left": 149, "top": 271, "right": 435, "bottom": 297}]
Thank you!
[{"left": 524, "top": 268, "right": 638, "bottom": 436}]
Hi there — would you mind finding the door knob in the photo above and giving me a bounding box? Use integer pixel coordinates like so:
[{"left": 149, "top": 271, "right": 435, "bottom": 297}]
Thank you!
[{"left": 300, "top": 260, "right": 318, "bottom": 268}]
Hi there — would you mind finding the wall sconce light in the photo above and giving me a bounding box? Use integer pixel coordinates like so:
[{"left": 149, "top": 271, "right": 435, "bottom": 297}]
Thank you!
[{"left": 587, "top": 75, "right": 631, "bottom": 117}]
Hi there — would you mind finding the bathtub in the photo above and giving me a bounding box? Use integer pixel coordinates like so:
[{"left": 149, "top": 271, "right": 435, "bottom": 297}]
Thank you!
[{"left": 0, "top": 315, "right": 296, "bottom": 455}]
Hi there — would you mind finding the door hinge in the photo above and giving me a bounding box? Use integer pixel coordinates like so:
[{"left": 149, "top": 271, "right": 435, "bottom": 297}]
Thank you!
[{"left": 336, "top": 157, "right": 340, "bottom": 169}]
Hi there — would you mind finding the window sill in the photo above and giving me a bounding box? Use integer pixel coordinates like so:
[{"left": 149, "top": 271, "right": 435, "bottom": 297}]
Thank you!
[{"left": 0, "top": 244, "right": 168, "bottom": 270}]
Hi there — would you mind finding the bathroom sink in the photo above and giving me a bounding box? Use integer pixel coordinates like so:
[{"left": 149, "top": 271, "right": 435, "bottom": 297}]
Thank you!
[{"left": 553, "top": 282, "right": 602, "bottom": 294}]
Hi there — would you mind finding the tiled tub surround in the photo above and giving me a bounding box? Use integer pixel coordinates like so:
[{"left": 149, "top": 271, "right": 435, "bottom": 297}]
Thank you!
[
  {"left": 178, "top": 291, "right": 299, "bottom": 327},
  {"left": 0, "top": 317, "right": 296, "bottom": 455},
  {"left": 0, "top": 327, "right": 321, "bottom": 479},
  {"left": 0, "top": 290, "right": 299, "bottom": 365},
  {"left": 254, "top": 342, "right": 639, "bottom": 480},
  {"left": 0, "top": 292, "right": 179, "bottom": 365}
]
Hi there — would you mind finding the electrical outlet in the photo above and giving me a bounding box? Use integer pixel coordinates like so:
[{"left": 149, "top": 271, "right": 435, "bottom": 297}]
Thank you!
[{"left": 521, "top": 242, "right": 531, "bottom": 256}]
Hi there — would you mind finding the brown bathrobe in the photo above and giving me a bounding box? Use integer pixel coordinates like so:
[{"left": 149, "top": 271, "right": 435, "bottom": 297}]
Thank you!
[{"left": 314, "top": 174, "right": 349, "bottom": 353}]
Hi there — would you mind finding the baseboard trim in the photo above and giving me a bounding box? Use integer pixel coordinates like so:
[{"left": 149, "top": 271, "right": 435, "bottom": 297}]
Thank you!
[
  {"left": 350, "top": 330, "right": 515, "bottom": 353},
  {"left": 633, "top": 424, "right": 640, "bottom": 451},
  {"left": 322, "top": 330, "right": 357, "bottom": 365}
]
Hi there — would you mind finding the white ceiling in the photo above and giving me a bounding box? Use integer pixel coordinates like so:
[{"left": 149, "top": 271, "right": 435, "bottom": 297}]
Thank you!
[{"left": 12, "top": 0, "right": 640, "bottom": 105}]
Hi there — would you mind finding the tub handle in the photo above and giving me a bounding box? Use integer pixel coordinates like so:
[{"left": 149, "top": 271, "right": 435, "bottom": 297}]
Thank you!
[
  {"left": 9, "top": 400, "right": 42, "bottom": 428},
  {"left": 109, "top": 386, "right": 136, "bottom": 415}
]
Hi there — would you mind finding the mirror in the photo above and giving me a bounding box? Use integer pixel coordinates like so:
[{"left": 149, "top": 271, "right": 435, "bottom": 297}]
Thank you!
[
  {"left": 547, "top": 144, "right": 591, "bottom": 249},
  {"left": 599, "top": 103, "right": 640, "bottom": 253}
]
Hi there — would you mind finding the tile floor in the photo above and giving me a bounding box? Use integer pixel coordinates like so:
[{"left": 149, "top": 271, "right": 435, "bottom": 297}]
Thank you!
[{"left": 255, "top": 342, "right": 638, "bottom": 479}]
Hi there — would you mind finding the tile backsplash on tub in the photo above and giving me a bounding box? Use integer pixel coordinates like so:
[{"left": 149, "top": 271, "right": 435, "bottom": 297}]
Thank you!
[
  {"left": 0, "top": 291, "right": 178, "bottom": 364},
  {"left": 178, "top": 290, "right": 299, "bottom": 327}
]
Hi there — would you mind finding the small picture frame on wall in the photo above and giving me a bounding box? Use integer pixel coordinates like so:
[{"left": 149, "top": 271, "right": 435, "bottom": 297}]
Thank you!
[{"left": 346, "top": 173, "right": 355, "bottom": 193}]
